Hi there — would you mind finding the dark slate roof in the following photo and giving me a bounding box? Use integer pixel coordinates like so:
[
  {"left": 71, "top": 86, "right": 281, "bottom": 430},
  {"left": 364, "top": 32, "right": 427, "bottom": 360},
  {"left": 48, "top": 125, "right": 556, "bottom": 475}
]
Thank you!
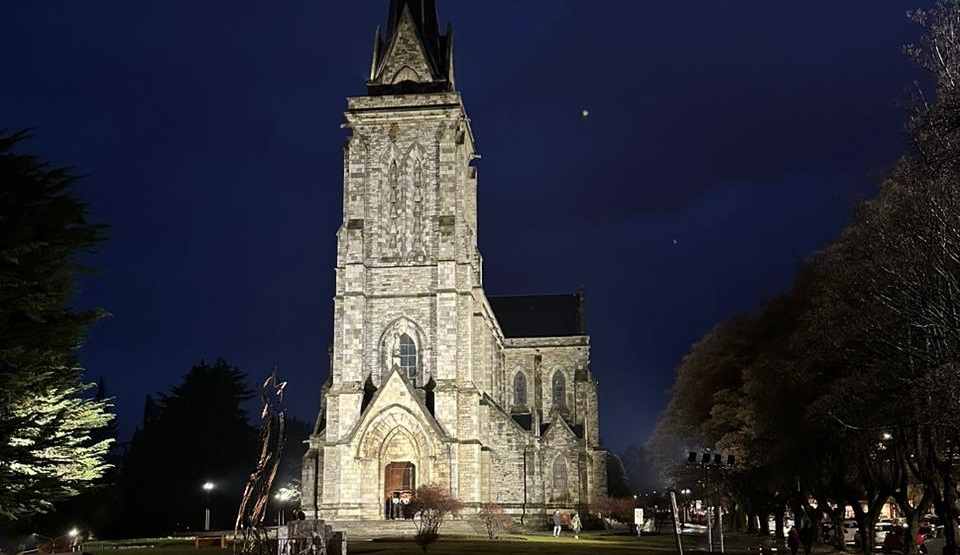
[
  {"left": 540, "top": 420, "right": 585, "bottom": 439},
  {"left": 511, "top": 414, "right": 533, "bottom": 431},
  {"left": 489, "top": 291, "right": 586, "bottom": 338}
]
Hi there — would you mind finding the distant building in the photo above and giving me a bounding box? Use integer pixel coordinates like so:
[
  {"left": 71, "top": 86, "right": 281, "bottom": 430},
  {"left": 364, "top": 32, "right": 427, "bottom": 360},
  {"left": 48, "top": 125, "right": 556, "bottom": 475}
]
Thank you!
[{"left": 301, "top": 0, "right": 607, "bottom": 522}]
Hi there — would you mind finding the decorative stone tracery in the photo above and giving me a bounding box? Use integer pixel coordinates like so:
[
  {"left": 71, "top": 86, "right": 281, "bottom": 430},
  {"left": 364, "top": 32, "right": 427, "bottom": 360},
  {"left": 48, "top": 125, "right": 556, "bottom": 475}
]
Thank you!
[{"left": 377, "top": 317, "right": 428, "bottom": 387}]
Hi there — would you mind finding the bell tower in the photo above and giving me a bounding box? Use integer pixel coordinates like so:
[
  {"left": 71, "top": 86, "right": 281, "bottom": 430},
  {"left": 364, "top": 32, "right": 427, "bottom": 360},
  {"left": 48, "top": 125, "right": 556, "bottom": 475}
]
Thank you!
[
  {"left": 302, "top": 1, "right": 608, "bottom": 525},
  {"left": 303, "top": 0, "right": 486, "bottom": 519}
]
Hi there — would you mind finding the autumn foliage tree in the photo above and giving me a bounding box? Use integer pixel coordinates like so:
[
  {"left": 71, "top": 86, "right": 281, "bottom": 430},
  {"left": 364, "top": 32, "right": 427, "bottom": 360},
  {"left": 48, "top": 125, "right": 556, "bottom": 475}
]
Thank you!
[{"left": 649, "top": 3, "right": 960, "bottom": 553}]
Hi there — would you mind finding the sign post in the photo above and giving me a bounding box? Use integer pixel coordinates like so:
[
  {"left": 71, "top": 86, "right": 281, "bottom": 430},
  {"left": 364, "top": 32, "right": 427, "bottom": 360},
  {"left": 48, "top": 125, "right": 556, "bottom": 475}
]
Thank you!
[{"left": 670, "top": 490, "right": 685, "bottom": 555}]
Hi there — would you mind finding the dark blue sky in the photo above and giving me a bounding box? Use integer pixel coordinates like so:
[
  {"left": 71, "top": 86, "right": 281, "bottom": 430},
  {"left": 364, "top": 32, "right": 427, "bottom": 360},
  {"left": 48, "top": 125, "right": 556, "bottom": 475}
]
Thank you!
[{"left": 2, "top": 1, "right": 928, "bottom": 455}]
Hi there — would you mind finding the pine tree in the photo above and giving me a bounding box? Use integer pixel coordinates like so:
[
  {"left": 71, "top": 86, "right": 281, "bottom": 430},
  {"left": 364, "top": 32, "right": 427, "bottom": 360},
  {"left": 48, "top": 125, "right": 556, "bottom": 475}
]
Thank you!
[
  {"left": 0, "top": 129, "right": 114, "bottom": 520},
  {"left": 115, "top": 359, "right": 256, "bottom": 537}
]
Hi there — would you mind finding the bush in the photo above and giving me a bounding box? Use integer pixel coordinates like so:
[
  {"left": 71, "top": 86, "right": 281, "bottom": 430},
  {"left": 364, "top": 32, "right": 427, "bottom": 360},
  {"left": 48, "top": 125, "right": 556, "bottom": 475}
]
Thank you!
[
  {"left": 410, "top": 484, "right": 463, "bottom": 553},
  {"left": 479, "top": 502, "right": 513, "bottom": 539},
  {"left": 590, "top": 495, "right": 638, "bottom": 529}
]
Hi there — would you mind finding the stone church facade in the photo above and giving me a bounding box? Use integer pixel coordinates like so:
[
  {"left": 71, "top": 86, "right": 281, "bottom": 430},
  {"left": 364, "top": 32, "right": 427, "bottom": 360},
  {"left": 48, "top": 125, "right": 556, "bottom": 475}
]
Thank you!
[{"left": 301, "top": 0, "right": 607, "bottom": 523}]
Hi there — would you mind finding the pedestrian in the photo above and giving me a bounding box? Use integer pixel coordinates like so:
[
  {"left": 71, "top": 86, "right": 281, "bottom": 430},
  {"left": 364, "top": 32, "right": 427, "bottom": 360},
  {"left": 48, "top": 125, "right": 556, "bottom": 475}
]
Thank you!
[
  {"left": 571, "top": 513, "right": 582, "bottom": 540},
  {"left": 788, "top": 526, "right": 800, "bottom": 555},
  {"left": 552, "top": 510, "right": 562, "bottom": 537},
  {"left": 799, "top": 526, "right": 815, "bottom": 555}
]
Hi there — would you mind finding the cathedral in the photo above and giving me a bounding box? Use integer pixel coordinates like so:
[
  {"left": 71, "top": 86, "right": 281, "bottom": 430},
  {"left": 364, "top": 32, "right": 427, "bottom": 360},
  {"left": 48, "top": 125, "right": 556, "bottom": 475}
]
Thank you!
[{"left": 301, "top": 0, "right": 607, "bottom": 523}]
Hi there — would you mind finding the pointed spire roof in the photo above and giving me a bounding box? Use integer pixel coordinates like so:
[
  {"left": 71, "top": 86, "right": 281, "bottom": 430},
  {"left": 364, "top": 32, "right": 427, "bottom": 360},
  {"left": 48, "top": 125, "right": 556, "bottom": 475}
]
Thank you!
[
  {"left": 368, "top": 0, "right": 454, "bottom": 95},
  {"left": 387, "top": 0, "right": 441, "bottom": 56}
]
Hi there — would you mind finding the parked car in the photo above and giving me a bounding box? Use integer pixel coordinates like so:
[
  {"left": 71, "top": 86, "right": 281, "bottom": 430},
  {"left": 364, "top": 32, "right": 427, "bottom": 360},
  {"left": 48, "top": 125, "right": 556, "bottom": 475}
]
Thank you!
[
  {"left": 919, "top": 526, "right": 945, "bottom": 555},
  {"left": 875, "top": 521, "right": 896, "bottom": 545},
  {"left": 767, "top": 515, "right": 795, "bottom": 534},
  {"left": 843, "top": 520, "right": 860, "bottom": 545}
]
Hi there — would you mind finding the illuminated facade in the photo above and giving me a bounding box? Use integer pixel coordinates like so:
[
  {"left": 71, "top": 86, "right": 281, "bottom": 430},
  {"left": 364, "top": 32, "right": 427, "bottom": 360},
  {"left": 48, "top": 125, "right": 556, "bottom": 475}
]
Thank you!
[{"left": 301, "top": 0, "right": 606, "bottom": 522}]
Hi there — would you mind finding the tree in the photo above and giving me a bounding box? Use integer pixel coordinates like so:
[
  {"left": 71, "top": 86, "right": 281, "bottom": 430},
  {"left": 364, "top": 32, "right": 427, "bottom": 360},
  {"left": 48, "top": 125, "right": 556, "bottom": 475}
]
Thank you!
[
  {"left": 113, "top": 358, "right": 256, "bottom": 537},
  {"left": 606, "top": 453, "right": 633, "bottom": 498},
  {"left": 649, "top": 4, "right": 960, "bottom": 554},
  {"left": 906, "top": 1, "right": 960, "bottom": 174},
  {"left": 812, "top": 160, "right": 960, "bottom": 553},
  {"left": 0, "top": 129, "right": 113, "bottom": 520},
  {"left": 409, "top": 484, "right": 462, "bottom": 553}
]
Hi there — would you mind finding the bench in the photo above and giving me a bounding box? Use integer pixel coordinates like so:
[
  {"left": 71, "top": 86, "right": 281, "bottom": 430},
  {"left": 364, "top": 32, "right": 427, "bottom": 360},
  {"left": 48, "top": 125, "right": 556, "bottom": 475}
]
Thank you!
[{"left": 194, "top": 535, "right": 226, "bottom": 549}]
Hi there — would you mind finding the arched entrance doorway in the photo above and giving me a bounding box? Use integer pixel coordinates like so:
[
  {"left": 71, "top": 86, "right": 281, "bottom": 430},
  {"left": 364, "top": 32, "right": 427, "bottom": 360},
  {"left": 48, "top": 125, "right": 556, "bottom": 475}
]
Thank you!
[{"left": 384, "top": 462, "right": 415, "bottom": 520}]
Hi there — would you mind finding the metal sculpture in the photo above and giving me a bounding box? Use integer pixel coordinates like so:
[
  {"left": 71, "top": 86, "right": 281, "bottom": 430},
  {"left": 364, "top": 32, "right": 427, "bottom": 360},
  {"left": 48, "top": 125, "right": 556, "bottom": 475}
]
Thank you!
[{"left": 234, "top": 371, "right": 287, "bottom": 555}]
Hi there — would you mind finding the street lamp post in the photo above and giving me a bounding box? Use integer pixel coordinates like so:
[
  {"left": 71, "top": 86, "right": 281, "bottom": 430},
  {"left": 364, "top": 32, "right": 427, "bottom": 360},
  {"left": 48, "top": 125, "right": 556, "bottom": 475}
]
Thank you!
[
  {"left": 36, "top": 528, "right": 79, "bottom": 554},
  {"left": 203, "top": 482, "right": 215, "bottom": 532},
  {"left": 687, "top": 450, "right": 735, "bottom": 553},
  {"left": 275, "top": 489, "right": 295, "bottom": 527},
  {"left": 67, "top": 528, "right": 78, "bottom": 552}
]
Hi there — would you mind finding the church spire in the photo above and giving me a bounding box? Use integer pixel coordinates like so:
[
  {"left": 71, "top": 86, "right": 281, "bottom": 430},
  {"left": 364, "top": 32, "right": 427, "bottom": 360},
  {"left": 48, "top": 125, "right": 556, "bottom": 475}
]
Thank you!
[{"left": 368, "top": 0, "right": 454, "bottom": 95}]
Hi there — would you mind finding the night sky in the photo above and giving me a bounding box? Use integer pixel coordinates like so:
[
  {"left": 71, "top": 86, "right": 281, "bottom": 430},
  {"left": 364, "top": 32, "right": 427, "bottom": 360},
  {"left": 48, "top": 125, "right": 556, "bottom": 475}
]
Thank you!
[{"left": 2, "top": 1, "right": 930, "bottom": 456}]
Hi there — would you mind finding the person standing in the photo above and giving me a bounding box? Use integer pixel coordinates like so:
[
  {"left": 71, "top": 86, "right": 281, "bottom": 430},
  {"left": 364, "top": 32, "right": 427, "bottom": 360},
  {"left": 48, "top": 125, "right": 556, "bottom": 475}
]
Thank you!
[
  {"left": 571, "top": 513, "right": 582, "bottom": 540},
  {"left": 788, "top": 526, "right": 800, "bottom": 555},
  {"left": 391, "top": 493, "right": 400, "bottom": 520},
  {"left": 552, "top": 510, "right": 562, "bottom": 537},
  {"left": 799, "top": 526, "right": 815, "bottom": 555}
]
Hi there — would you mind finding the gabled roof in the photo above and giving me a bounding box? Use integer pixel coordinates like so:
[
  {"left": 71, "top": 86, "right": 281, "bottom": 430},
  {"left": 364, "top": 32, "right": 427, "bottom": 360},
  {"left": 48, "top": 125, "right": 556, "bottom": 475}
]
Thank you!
[
  {"left": 386, "top": 0, "right": 442, "bottom": 68},
  {"left": 489, "top": 290, "right": 586, "bottom": 338},
  {"left": 540, "top": 414, "right": 584, "bottom": 441},
  {"left": 344, "top": 367, "right": 451, "bottom": 445},
  {"left": 368, "top": 0, "right": 454, "bottom": 95}
]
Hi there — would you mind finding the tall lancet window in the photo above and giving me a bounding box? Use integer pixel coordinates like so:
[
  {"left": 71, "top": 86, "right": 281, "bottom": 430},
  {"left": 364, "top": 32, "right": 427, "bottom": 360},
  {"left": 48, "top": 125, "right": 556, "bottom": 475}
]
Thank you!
[
  {"left": 552, "top": 371, "right": 566, "bottom": 409},
  {"left": 387, "top": 159, "right": 400, "bottom": 203},
  {"left": 386, "top": 159, "right": 402, "bottom": 253},
  {"left": 411, "top": 158, "right": 424, "bottom": 255},
  {"left": 513, "top": 372, "right": 527, "bottom": 408},
  {"left": 412, "top": 159, "right": 423, "bottom": 204},
  {"left": 399, "top": 333, "right": 418, "bottom": 381},
  {"left": 552, "top": 456, "right": 568, "bottom": 500}
]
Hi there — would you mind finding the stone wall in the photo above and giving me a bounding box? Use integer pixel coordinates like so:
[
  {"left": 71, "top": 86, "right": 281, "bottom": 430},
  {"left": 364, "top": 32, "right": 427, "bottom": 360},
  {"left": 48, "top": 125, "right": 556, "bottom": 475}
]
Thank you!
[{"left": 302, "top": 8, "right": 608, "bottom": 522}]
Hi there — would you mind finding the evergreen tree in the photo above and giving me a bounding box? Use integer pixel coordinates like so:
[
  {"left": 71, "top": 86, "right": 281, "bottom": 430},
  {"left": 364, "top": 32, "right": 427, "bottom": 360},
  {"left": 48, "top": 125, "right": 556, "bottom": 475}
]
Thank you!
[
  {"left": 114, "top": 359, "right": 256, "bottom": 537},
  {"left": 0, "top": 130, "right": 113, "bottom": 521}
]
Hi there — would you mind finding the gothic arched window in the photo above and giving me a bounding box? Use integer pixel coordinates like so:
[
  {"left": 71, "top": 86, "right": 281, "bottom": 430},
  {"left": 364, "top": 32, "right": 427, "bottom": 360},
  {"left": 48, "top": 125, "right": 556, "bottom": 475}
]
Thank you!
[
  {"left": 552, "top": 456, "right": 568, "bottom": 500},
  {"left": 513, "top": 372, "right": 527, "bottom": 408},
  {"left": 399, "top": 333, "right": 417, "bottom": 381},
  {"left": 552, "top": 371, "right": 566, "bottom": 409},
  {"left": 387, "top": 160, "right": 400, "bottom": 204}
]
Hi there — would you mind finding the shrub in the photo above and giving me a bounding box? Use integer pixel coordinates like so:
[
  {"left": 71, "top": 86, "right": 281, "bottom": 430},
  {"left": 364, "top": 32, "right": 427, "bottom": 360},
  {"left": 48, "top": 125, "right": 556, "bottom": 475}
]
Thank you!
[
  {"left": 479, "top": 502, "right": 513, "bottom": 539},
  {"left": 590, "top": 495, "right": 638, "bottom": 529},
  {"left": 410, "top": 484, "right": 463, "bottom": 553}
]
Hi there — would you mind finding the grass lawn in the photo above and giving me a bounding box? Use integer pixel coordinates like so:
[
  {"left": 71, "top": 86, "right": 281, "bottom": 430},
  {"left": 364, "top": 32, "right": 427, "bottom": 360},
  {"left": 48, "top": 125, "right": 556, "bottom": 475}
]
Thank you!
[
  {"left": 84, "top": 531, "right": 785, "bottom": 555},
  {"left": 349, "top": 533, "right": 654, "bottom": 555}
]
